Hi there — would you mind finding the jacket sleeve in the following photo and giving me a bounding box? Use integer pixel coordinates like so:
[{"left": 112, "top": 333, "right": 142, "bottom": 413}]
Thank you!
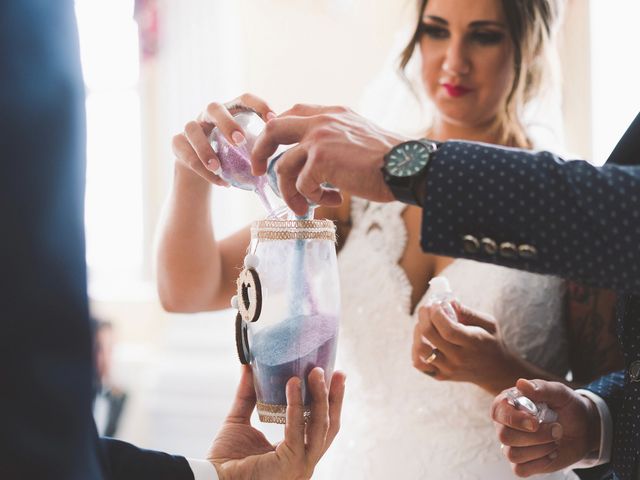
[
  {"left": 100, "top": 438, "right": 194, "bottom": 480},
  {"left": 583, "top": 370, "right": 626, "bottom": 419},
  {"left": 420, "top": 141, "right": 640, "bottom": 293},
  {"left": 571, "top": 370, "right": 626, "bottom": 480}
]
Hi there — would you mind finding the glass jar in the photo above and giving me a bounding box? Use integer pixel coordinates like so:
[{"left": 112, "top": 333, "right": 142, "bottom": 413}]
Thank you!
[{"left": 238, "top": 218, "right": 340, "bottom": 423}]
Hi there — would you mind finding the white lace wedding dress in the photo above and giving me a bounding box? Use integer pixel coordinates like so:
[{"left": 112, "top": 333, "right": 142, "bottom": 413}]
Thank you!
[{"left": 324, "top": 198, "right": 577, "bottom": 480}]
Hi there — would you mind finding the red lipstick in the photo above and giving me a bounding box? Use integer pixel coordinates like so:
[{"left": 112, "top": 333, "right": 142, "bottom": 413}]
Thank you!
[{"left": 442, "top": 83, "right": 472, "bottom": 97}]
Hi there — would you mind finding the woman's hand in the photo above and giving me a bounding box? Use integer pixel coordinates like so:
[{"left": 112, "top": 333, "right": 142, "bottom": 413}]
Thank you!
[
  {"left": 157, "top": 93, "right": 274, "bottom": 312},
  {"left": 171, "top": 93, "right": 276, "bottom": 186},
  {"left": 412, "top": 302, "right": 522, "bottom": 394}
]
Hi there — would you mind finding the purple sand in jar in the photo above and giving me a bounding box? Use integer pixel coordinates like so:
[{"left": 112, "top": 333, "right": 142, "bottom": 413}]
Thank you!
[
  {"left": 214, "top": 135, "right": 274, "bottom": 212},
  {"left": 251, "top": 313, "right": 338, "bottom": 406}
]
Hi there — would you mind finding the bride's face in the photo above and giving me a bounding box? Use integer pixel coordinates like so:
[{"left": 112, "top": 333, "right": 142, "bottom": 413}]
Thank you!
[{"left": 419, "top": 0, "right": 515, "bottom": 128}]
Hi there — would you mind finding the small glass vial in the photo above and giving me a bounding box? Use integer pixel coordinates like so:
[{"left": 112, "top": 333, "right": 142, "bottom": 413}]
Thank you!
[
  {"left": 209, "top": 109, "right": 285, "bottom": 216},
  {"left": 425, "top": 276, "right": 457, "bottom": 321},
  {"left": 506, "top": 388, "right": 558, "bottom": 423}
]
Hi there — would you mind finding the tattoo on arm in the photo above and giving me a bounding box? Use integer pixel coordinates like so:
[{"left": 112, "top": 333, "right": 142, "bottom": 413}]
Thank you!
[{"left": 565, "top": 282, "right": 624, "bottom": 385}]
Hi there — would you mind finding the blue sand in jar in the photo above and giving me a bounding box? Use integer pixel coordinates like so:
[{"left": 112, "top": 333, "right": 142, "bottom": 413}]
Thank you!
[{"left": 251, "top": 313, "right": 338, "bottom": 406}]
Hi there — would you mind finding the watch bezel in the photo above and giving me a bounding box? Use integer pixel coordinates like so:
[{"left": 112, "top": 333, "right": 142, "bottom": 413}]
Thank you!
[{"left": 384, "top": 140, "right": 433, "bottom": 178}]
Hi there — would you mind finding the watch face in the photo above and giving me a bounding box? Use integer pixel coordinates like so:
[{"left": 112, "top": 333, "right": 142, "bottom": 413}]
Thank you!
[{"left": 386, "top": 141, "right": 431, "bottom": 177}]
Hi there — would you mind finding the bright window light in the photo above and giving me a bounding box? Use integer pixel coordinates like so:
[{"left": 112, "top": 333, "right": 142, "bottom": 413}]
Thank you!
[
  {"left": 590, "top": 0, "right": 640, "bottom": 164},
  {"left": 75, "top": 0, "right": 144, "bottom": 281}
]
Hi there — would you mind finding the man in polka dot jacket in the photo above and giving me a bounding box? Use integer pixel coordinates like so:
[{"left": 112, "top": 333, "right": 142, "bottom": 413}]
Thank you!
[{"left": 251, "top": 108, "right": 640, "bottom": 480}]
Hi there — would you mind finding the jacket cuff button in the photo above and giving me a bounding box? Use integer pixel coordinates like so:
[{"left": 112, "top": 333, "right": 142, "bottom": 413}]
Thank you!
[
  {"left": 518, "top": 244, "right": 538, "bottom": 260},
  {"left": 629, "top": 360, "right": 640, "bottom": 382},
  {"left": 499, "top": 242, "right": 518, "bottom": 259},
  {"left": 462, "top": 235, "right": 480, "bottom": 254},
  {"left": 481, "top": 237, "right": 497, "bottom": 255}
]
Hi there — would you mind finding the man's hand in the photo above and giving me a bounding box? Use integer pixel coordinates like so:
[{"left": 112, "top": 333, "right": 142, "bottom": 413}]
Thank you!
[
  {"left": 250, "top": 104, "right": 408, "bottom": 215},
  {"left": 491, "top": 379, "right": 600, "bottom": 477},
  {"left": 208, "top": 365, "right": 346, "bottom": 480}
]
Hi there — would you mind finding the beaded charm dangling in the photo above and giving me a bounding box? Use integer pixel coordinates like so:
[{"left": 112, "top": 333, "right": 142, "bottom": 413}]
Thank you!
[{"left": 243, "top": 253, "right": 260, "bottom": 270}]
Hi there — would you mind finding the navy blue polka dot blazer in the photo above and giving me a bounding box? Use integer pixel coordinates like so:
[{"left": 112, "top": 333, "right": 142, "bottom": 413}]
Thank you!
[{"left": 420, "top": 114, "right": 640, "bottom": 480}]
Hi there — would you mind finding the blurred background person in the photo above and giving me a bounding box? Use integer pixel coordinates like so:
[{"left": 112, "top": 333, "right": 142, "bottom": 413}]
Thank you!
[{"left": 93, "top": 319, "right": 129, "bottom": 438}]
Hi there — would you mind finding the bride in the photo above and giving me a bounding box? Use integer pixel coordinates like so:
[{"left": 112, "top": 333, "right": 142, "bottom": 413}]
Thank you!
[{"left": 156, "top": 0, "right": 622, "bottom": 478}]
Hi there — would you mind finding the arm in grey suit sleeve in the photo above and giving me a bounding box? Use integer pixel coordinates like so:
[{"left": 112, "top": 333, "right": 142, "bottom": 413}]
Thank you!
[{"left": 420, "top": 141, "right": 640, "bottom": 293}]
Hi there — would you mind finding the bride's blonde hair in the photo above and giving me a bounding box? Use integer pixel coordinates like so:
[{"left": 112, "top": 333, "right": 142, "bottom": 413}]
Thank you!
[{"left": 398, "top": 0, "right": 563, "bottom": 148}]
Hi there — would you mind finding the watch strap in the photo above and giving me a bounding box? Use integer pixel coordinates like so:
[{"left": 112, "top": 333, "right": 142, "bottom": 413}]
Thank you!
[{"left": 383, "top": 171, "right": 424, "bottom": 206}]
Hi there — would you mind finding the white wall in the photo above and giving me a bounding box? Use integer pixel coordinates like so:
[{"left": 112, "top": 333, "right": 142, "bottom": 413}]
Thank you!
[{"left": 590, "top": 0, "right": 640, "bottom": 164}]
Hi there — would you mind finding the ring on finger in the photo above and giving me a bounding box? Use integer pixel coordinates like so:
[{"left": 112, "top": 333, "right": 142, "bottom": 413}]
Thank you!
[{"left": 425, "top": 348, "right": 439, "bottom": 364}]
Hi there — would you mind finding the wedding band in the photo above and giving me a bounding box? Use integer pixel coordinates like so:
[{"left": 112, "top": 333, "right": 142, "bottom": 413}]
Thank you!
[
  {"left": 425, "top": 348, "right": 439, "bottom": 364},
  {"left": 424, "top": 370, "right": 436, "bottom": 377}
]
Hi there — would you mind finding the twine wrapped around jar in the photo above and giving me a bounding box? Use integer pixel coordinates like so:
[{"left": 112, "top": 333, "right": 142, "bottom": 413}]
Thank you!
[{"left": 251, "top": 219, "right": 336, "bottom": 242}]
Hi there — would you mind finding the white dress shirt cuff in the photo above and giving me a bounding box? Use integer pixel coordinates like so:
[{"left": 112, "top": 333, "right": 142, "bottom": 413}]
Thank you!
[
  {"left": 569, "top": 389, "right": 613, "bottom": 469},
  {"left": 187, "top": 458, "right": 219, "bottom": 480}
]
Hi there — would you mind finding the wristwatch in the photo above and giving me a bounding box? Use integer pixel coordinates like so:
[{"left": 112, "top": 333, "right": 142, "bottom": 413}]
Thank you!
[{"left": 382, "top": 139, "right": 439, "bottom": 206}]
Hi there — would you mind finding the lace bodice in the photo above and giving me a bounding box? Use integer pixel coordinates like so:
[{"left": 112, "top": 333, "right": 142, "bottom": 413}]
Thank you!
[{"left": 321, "top": 198, "right": 576, "bottom": 480}]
